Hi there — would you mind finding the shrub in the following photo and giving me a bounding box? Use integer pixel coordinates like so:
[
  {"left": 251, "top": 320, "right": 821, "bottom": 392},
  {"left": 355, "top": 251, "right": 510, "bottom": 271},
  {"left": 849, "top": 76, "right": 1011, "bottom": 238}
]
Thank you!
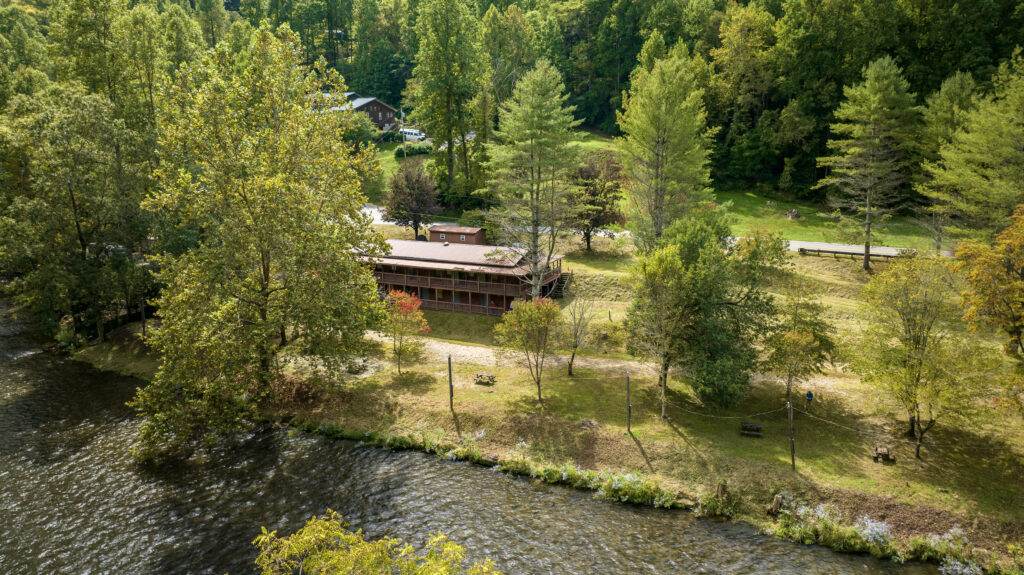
[
  {"left": 694, "top": 482, "right": 735, "bottom": 518},
  {"left": 907, "top": 527, "right": 975, "bottom": 563},
  {"left": 394, "top": 142, "right": 432, "bottom": 158}
]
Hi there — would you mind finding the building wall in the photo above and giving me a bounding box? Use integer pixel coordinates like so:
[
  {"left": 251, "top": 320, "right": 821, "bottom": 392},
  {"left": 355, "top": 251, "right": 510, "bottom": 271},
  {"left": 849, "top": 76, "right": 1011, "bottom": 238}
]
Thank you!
[
  {"left": 359, "top": 101, "right": 395, "bottom": 129},
  {"left": 428, "top": 230, "right": 487, "bottom": 245}
]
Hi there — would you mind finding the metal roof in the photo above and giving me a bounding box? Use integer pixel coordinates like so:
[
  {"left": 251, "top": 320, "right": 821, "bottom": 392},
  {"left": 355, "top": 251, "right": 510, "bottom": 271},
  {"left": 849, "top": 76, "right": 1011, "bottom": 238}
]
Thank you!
[
  {"left": 370, "top": 240, "right": 562, "bottom": 277},
  {"left": 428, "top": 225, "right": 484, "bottom": 234}
]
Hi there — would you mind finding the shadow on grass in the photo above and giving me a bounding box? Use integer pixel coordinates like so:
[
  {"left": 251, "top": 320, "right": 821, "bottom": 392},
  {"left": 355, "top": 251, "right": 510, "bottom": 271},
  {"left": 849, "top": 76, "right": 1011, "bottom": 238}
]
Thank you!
[
  {"left": 629, "top": 432, "right": 655, "bottom": 472},
  {"left": 388, "top": 370, "right": 438, "bottom": 395}
]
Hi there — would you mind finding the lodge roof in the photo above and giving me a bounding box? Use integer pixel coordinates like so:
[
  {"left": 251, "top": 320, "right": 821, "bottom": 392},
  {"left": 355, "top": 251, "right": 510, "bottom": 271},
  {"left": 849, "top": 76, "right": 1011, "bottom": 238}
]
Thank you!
[
  {"left": 428, "top": 225, "right": 484, "bottom": 234},
  {"left": 371, "top": 240, "right": 562, "bottom": 277}
]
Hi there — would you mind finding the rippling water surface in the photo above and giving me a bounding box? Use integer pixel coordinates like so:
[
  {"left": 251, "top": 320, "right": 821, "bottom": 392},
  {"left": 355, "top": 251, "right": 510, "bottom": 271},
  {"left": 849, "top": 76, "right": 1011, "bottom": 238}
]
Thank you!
[{"left": 0, "top": 306, "right": 937, "bottom": 574}]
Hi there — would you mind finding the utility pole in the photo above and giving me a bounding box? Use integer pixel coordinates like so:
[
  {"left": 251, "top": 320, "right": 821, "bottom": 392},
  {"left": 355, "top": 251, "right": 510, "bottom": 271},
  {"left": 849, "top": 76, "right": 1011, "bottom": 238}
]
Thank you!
[
  {"left": 787, "top": 400, "right": 795, "bottom": 471},
  {"left": 448, "top": 355, "right": 454, "bottom": 413},
  {"left": 626, "top": 371, "right": 632, "bottom": 434}
]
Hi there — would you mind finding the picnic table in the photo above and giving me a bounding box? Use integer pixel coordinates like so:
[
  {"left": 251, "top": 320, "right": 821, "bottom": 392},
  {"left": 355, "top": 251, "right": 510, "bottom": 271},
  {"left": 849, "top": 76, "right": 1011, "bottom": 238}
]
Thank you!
[
  {"left": 871, "top": 446, "right": 896, "bottom": 463},
  {"left": 474, "top": 372, "right": 496, "bottom": 386}
]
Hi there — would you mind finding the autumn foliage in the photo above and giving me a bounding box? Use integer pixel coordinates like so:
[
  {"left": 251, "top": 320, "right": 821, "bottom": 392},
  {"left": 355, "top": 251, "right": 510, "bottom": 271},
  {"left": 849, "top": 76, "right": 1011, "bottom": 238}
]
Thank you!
[{"left": 384, "top": 291, "right": 431, "bottom": 374}]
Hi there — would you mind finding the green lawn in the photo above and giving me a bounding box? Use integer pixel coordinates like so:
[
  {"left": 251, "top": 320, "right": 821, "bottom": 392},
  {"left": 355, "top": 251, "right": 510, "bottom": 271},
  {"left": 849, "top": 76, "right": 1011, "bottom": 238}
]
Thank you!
[{"left": 717, "top": 188, "right": 934, "bottom": 250}]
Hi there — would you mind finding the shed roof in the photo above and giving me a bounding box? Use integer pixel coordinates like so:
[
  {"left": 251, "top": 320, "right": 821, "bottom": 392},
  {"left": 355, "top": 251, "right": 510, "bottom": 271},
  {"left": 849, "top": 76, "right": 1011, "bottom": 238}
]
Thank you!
[{"left": 428, "top": 225, "right": 484, "bottom": 234}]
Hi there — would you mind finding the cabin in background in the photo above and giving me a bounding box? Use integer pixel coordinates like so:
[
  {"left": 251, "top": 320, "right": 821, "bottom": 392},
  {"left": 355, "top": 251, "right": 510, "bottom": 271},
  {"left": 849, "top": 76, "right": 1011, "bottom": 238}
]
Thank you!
[{"left": 428, "top": 225, "right": 487, "bottom": 245}]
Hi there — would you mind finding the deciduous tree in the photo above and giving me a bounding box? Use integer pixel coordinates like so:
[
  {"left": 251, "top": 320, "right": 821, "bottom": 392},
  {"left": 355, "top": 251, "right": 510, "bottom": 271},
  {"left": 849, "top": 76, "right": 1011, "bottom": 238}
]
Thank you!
[
  {"left": 564, "top": 293, "right": 595, "bottom": 376},
  {"left": 406, "top": 0, "right": 485, "bottom": 195},
  {"left": 957, "top": 206, "right": 1024, "bottom": 413},
  {"left": 384, "top": 290, "right": 430, "bottom": 374},
  {"left": 131, "top": 27, "right": 386, "bottom": 455},
  {"left": 853, "top": 256, "right": 995, "bottom": 458},
  {"left": 494, "top": 297, "right": 564, "bottom": 403},
  {"left": 382, "top": 158, "right": 439, "bottom": 239},
  {"left": 764, "top": 287, "right": 836, "bottom": 400},
  {"left": 254, "top": 510, "right": 498, "bottom": 574}
]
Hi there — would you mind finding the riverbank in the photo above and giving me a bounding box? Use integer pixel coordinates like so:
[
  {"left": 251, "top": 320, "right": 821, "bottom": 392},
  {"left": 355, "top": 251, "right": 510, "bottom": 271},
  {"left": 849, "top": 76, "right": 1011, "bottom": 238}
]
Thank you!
[{"left": 74, "top": 320, "right": 1024, "bottom": 573}]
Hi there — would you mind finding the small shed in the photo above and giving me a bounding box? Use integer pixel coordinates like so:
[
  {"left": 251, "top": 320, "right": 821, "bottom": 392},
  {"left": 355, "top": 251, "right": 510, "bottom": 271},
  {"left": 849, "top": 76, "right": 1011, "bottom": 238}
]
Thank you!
[{"left": 428, "top": 225, "right": 486, "bottom": 245}]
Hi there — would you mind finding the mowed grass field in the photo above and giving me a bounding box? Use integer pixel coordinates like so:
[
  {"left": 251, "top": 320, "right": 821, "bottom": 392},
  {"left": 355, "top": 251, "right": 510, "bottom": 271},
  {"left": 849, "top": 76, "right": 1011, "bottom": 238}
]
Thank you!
[
  {"left": 290, "top": 251, "right": 1023, "bottom": 551},
  {"left": 370, "top": 129, "right": 935, "bottom": 251}
]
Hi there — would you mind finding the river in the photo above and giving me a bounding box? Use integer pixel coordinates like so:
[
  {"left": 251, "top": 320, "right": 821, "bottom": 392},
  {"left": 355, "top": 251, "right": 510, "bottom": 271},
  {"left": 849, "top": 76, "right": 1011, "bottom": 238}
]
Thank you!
[{"left": 0, "top": 306, "right": 936, "bottom": 574}]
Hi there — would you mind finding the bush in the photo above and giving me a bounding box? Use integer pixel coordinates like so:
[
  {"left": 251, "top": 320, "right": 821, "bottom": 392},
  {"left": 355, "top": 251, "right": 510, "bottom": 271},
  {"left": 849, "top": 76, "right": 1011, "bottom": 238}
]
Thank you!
[
  {"left": 394, "top": 142, "right": 432, "bottom": 159},
  {"left": 378, "top": 129, "right": 401, "bottom": 143},
  {"left": 694, "top": 486, "right": 735, "bottom": 518},
  {"left": 773, "top": 504, "right": 890, "bottom": 556}
]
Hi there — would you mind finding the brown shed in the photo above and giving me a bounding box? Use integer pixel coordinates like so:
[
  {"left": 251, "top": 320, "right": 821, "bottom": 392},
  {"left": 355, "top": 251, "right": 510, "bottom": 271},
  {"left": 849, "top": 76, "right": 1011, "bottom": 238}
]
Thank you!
[{"left": 428, "top": 225, "right": 487, "bottom": 245}]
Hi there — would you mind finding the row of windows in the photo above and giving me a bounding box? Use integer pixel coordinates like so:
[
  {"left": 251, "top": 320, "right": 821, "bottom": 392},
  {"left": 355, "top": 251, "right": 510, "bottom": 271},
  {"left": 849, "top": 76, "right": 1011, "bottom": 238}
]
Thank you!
[{"left": 437, "top": 233, "right": 467, "bottom": 241}]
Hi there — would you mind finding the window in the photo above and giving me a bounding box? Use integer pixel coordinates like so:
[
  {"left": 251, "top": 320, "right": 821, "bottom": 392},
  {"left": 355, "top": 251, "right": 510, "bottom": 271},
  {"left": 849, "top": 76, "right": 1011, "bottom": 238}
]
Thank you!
[
  {"left": 439, "top": 233, "right": 446, "bottom": 240},
  {"left": 460, "top": 234, "right": 466, "bottom": 241}
]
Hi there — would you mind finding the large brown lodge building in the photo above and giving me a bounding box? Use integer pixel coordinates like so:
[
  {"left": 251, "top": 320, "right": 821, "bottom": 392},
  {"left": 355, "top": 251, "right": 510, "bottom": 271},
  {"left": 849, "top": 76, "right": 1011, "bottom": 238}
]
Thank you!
[{"left": 370, "top": 225, "right": 563, "bottom": 316}]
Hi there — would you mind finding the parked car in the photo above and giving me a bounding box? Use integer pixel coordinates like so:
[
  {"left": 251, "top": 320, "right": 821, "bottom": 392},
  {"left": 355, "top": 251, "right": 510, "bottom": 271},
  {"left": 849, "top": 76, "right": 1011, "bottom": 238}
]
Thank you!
[{"left": 399, "top": 128, "right": 427, "bottom": 141}]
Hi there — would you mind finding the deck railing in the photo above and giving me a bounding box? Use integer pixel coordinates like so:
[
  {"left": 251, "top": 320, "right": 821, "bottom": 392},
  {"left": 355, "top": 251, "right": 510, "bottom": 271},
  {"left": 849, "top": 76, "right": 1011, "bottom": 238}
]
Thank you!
[{"left": 419, "top": 300, "right": 506, "bottom": 316}]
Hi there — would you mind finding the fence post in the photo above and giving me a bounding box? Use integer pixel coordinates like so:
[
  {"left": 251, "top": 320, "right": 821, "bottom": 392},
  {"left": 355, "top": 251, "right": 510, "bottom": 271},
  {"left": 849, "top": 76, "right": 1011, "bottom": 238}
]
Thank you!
[
  {"left": 626, "top": 371, "right": 631, "bottom": 434},
  {"left": 788, "top": 401, "right": 795, "bottom": 471},
  {"left": 448, "top": 355, "right": 454, "bottom": 413}
]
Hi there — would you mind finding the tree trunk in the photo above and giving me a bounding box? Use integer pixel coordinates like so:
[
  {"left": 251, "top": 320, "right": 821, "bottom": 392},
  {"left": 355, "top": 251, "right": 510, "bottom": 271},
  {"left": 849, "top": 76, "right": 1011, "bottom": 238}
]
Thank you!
[
  {"left": 584, "top": 230, "right": 592, "bottom": 251},
  {"left": 568, "top": 348, "right": 577, "bottom": 376},
  {"left": 906, "top": 415, "right": 916, "bottom": 437},
  {"left": 863, "top": 197, "right": 872, "bottom": 271},
  {"left": 279, "top": 324, "right": 288, "bottom": 347},
  {"left": 786, "top": 373, "right": 793, "bottom": 400},
  {"left": 660, "top": 357, "right": 669, "bottom": 419}
]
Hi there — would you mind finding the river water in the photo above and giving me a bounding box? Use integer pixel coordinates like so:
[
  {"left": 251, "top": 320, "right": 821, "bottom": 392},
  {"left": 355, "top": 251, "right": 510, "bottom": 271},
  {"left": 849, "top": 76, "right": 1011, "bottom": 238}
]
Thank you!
[{"left": 0, "top": 307, "right": 936, "bottom": 574}]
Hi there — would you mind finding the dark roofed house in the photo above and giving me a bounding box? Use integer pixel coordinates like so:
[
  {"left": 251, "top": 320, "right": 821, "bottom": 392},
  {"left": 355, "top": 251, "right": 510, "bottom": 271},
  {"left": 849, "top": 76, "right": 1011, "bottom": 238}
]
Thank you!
[
  {"left": 428, "top": 225, "right": 486, "bottom": 245},
  {"left": 369, "top": 239, "right": 563, "bottom": 315},
  {"left": 342, "top": 91, "right": 397, "bottom": 130}
]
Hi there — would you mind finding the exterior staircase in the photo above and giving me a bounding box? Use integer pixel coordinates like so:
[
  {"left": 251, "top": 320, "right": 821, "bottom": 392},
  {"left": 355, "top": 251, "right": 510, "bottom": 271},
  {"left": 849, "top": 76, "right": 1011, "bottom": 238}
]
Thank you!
[{"left": 549, "top": 270, "right": 573, "bottom": 299}]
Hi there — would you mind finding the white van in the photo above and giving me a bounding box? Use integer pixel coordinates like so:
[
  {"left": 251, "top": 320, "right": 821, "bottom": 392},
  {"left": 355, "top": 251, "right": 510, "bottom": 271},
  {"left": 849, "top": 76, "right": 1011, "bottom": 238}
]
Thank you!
[{"left": 399, "top": 128, "right": 427, "bottom": 141}]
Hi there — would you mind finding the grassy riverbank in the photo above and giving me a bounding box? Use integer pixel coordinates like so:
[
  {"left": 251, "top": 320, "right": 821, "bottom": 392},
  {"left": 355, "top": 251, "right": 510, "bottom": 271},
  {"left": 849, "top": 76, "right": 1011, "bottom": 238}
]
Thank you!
[{"left": 72, "top": 253, "right": 1024, "bottom": 573}]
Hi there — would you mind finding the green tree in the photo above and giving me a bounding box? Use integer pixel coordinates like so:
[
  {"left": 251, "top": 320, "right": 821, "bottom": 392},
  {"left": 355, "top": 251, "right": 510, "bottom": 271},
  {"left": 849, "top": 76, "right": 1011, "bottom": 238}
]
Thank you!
[
  {"left": 486, "top": 60, "right": 581, "bottom": 297},
  {"left": 618, "top": 43, "right": 714, "bottom": 253},
  {"left": 130, "top": 27, "right": 386, "bottom": 455},
  {"left": 923, "top": 52, "right": 1024, "bottom": 239},
  {"left": 254, "top": 510, "right": 499, "bottom": 574},
  {"left": 626, "top": 245, "right": 686, "bottom": 417},
  {"left": 853, "top": 256, "right": 995, "bottom": 458},
  {"left": 916, "top": 71, "right": 976, "bottom": 251},
  {"left": 816, "top": 56, "right": 919, "bottom": 271},
  {"left": 382, "top": 158, "right": 439, "bottom": 239},
  {"left": 481, "top": 3, "right": 536, "bottom": 107},
  {"left": 627, "top": 206, "right": 784, "bottom": 412},
  {"left": 570, "top": 152, "right": 624, "bottom": 251},
  {"left": 764, "top": 288, "right": 836, "bottom": 400},
  {"left": 494, "top": 297, "right": 564, "bottom": 403},
  {"left": 0, "top": 85, "right": 133, "bottom": 337},
  {"left": 196, "top": 0, "right": 229, "bottom": 47},
  {"left": 406, "top": 0, "right": 485, "bottom": 196},
  {"left": 957, "top": 206, "right": 1024, "bottom": 413},
  {"left": 384, "top": 290, "right": 430, "bottom": 374}
]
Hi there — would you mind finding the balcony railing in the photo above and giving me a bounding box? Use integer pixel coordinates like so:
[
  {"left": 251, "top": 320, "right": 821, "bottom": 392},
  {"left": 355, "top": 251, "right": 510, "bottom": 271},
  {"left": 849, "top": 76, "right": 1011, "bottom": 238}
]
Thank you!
[
  {"left": 419, "top": 299, "right": 506, "bottom": 316},
  {"left": 374, "top": 269, "right": 561, "bottom": 299}
]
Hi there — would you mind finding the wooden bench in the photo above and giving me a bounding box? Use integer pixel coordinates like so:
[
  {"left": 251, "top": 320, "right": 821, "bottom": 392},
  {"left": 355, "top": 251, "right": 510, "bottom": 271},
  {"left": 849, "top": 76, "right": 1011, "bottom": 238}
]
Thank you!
[
  {"left": 474, "top": 372, "right": 496, "bottom": 386},
  {"left": 871, "top": 446, "right": 896, "bottom": 463},
  {"left": 740, "top": 422, "right": 763, "bottom": 438}
]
